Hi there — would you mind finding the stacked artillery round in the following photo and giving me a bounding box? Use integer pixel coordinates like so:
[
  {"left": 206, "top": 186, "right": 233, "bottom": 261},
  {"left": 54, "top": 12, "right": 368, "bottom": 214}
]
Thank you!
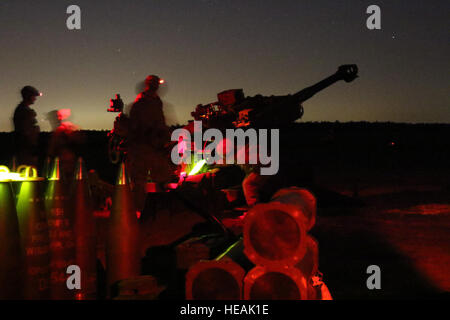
[
  {"left": 72, "top": 158, "right": 97, "bottom": 299},
  {"left": 243, "top": 187, "right": 319, "bottom": 300},
  {"left": 0, "top": 166, "right": 23, "bottom": 299},
  {"left": 15, "top": 166, "right": 51, "bottom": 299},
  {"left": 242, "top": 188, "right": 315, "bottom": 267},
  {"left": 185, "top": 259, "right": 245, "bottom": 300},
  {"left": 0, "top": 158, "right": 100, "bottom": 299},
  {"left": 244, "top": 266, "right": 308, "bottom": 300},
  {"left": 1, "top": 158, "right": 149, "bottom": 299},
  {"left": 45, "top": 158, "right": 76, "bottom": 299},
  {"left": 106, "top": 162, "right": 140, "bottom": 297},
  {"left": 185, "top": 187, "right": 327, "bottom": 300}
]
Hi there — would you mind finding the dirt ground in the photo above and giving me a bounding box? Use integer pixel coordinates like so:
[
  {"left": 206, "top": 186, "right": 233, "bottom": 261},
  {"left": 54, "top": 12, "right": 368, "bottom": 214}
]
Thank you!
[{"left": 311, "top": 169, "right": 450, "bottom": 299}]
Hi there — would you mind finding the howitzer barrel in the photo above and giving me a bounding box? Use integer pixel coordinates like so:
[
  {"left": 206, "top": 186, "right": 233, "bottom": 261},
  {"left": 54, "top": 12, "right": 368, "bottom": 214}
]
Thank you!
[
  {"left": 233, "top": 64, "right": 358, "bottom": 127},
  {"left": 293, "top": 64, "right": 359, "bottom": 103},
  {"left": 191, "top": 64, "right": 358, "bottom": 128}
]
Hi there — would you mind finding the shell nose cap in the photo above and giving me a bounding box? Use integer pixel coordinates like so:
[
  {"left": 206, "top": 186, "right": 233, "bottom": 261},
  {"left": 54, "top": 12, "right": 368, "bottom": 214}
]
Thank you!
[
  {"left": 75, "top": 157, "right": 87, "bottom": 181},
  {"left": 49, "top": 157, "right": 61, "bottom": 181},
  {"left": 116, "top": 162, "right": 130, "bottom": 186}
]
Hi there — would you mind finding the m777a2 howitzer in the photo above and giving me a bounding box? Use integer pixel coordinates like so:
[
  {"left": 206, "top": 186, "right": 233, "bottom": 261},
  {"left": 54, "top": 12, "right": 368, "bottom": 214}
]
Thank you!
[{"left": 191, "top": 64, "right": 358, "bottom": 129}]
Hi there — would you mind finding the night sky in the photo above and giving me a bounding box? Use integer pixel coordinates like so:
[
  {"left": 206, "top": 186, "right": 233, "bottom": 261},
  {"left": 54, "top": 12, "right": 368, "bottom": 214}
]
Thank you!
[{"left": 0, "top": 0, "right": 448, "bottom": 131}]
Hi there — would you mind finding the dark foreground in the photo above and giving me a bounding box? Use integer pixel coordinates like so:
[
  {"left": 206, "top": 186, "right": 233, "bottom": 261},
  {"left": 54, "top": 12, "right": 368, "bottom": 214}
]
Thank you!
[
  {"left": 1, "top": 122, "right": 449, "bottom": 299},
  {"left": 314, "top": 186, "right": 450, "bottom": 299}
]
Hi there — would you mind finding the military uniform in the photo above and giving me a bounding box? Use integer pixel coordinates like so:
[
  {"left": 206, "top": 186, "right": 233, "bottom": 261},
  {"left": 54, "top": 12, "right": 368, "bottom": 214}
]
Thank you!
[
  {"left": 126, "top": 91, "right": 174, "bottom": 210},
  {"left": 13, "top": 102, "right": 40, "bottom": 166}
]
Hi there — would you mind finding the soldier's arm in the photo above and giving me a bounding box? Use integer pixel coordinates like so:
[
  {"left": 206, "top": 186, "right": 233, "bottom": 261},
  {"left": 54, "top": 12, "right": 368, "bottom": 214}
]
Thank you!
[
  {"left": 21, "top": 109, "right": 40, "bottom": 137},
  {"left": 147, "top": 100, "right": 170, "bottom": 148}
]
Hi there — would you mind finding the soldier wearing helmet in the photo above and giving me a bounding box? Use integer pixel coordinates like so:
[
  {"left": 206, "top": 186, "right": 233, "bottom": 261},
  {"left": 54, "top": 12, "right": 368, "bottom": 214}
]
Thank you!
[
  {"left": 13, "top": 86, "right": 42, "bottom": 166},
  {"left": 126, "top": 75, "right": 174, "bottom": 211}
]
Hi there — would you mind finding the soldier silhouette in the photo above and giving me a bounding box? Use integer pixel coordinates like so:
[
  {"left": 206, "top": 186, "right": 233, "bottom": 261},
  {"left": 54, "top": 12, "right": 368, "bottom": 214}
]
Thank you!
[
  {"left": 124, "top": 75, "right": 175, "bottom": 211},
  {"left": 13, "top": 86, "right": 42, "bottom": 166},
  {"left": 47, "top": 109, "right": 83, "bottom": 183}
]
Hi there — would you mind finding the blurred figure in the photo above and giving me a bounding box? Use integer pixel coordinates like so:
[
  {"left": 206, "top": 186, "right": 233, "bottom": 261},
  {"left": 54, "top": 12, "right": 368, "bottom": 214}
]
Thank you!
[
  {"left": 125, "top": 75, "right": 175, "bottom": 211},
  {"left": 47, "top": 109, "right": 83, "bottom": 182},
  {"left": 13, "top": 85, "right": 41, "bottom": 166}
]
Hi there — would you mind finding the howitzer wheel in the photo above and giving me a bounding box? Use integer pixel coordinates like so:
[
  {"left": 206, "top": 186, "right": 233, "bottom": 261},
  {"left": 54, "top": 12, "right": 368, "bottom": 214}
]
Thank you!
[{"left": 298, "top": 104, "right": 304, "bottom": 120}]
